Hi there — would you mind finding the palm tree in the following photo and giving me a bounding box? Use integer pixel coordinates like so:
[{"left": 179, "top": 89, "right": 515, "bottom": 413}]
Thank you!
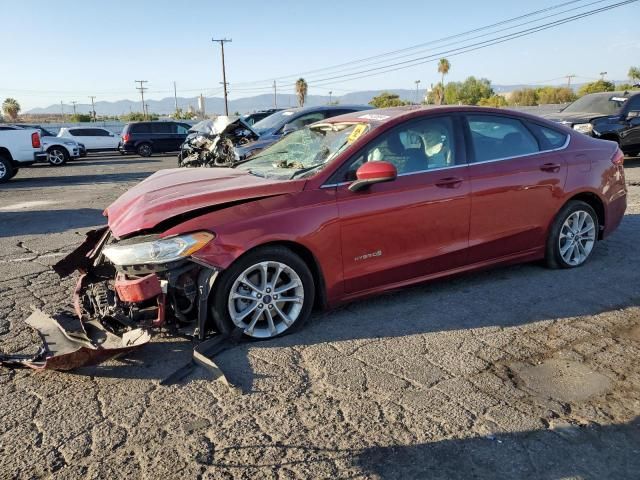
[
  {"left": 2, "top": 98, "right": 21, "bottom": 120},
  {"left": 629, "top": 66, "right": 640, "bottom": 83},
  {"left": 295, "top": 78, "right": 308, "bottom": 107},
  {"left": 437, "top": 58, "right": 451, "bottom": 105}
]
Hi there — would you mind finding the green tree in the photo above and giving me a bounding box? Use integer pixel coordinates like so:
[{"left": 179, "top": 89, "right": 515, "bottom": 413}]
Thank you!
[
  {"left": 536, "top": 86, "right": 576, "bottom": 104},
  {"left": 426, "top": 83, "right": 443, "bottom": 105},
  {"left": 443, "top": 76, "right": 493, "bottom": 105},
  {"left": 437, "top": 58, "right": 451, "bottom": 105},
  {"left": 509, "top": 88, "right": 538, "bottom": 106},
  {"left": 69, "top": 113, "right": 93, "bottom": 122},
  {"left": 577, "top": 80, "right": 615, "bottom": 96},
  {"left": 368, "top": 92, "right": 409, "bottom": 108},
  {"left": 295, "top": 78, "right": 308, "bottom": 107},
  {"left": 628, "top": 66, "right": 640, "bottom": 83},
  {"left": 120, "top": 112, "right": 158, "bottom": 122},
  {"left": 616, "top": 83, "right": 640, "bottom": 91},
  {"left": 2, "top": 98, "right": 21, "bottom": 120},
  {"left": 477, "top": 95, "right": 508, "bottom": 107},
  {"left": 172, "top": 108, "right": 195, "bottom": 120}
]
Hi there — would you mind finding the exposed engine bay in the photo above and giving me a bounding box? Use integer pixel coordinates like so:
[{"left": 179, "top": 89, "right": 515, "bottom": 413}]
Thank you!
[{"left": 178, "top": 116, "right": 259, "bottom": 168}]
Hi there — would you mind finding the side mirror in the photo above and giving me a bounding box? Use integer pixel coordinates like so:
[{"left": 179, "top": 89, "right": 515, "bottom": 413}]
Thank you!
[{"left": 348, "top": 161, "right": 397, "bottom": 192}]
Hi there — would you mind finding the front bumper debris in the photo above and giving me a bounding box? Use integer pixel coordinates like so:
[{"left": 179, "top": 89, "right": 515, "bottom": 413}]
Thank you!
[
  {"left": 0, "top": 309, "right": 150, "bottom": 370},
  {"left": 1, "top": 227, "right": 233, "bottom": 383}
]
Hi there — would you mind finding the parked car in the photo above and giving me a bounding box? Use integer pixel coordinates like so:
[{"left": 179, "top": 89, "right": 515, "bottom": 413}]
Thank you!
[
  {"left": 58, "top": 127, "right": 120, "bottom": 153},
  {"left": 241, "top": 109, "right": 282, "bottom": 126},
  {"left": 119, "top": 121, "right": 191, "bottom": 157},
  {"left": 544, "top": 90, "right": 640, "bottom": 155},
  {"left": 0, "top": 127, "right": 47, "bottom": 182},
  {"left": 11, "top": 124, "right": 81, "bottom": 165},
  {"left": 55, "top": 106, "right": 626, "bottom": 347},
  {"left": 235, "top": 104, "right": 373, "bottom": 160}
]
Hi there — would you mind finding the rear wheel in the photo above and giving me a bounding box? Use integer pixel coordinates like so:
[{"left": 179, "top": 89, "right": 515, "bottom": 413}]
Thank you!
[
  {"left": 0, "top": 155, "right": 14, "bottom": 183},
  {"left": 47, "top": 147, "right": 68, "bottom": 166},
  {"left": 545, "top": 200, "right": 598, "bottom": 269},
  {"left": 136, "top": 143, "right": 152, "bottom": 157},
  {"left": 211, "top": 246, "right": 315, "bottom": 339}
]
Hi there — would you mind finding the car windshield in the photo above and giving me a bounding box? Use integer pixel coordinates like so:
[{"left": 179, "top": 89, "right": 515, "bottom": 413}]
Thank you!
[
  {"left": 236, "top": 122, "right": 368, "bottom": 180},
  {"left": 251, "top": 110, "right": 297, "bottom": 135},
  {"left": 562, "top": 94, "right": 628, "bottom": 115}
]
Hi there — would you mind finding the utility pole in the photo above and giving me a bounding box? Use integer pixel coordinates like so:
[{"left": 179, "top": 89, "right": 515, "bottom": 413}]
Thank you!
[
  {"left": 565, "top": 74, "right": 576, "bottom": 88},
  {"left": 71, "top": 101, "right": 77, "bottom": 115},
  {"left": 415, "top": 80, "right": 421, "bottom": 104},
  {"left": 273, "top": 80, "right": 277, "bottom": 108},
  {"left": 135, "top": 80, "right": 148, "bottom": 119},
  {"left": 328, "top": 91, "right": 332, "bottom": 105},
  {"left": 60, "top": 101, "right": 64, "bottom": 120},
  {"left": 173, "top": 81, "right": 178, "bottom": 112},
  {"left": 88, "top": 96, "right": 96, "bottom": 122},
  {"left": 600, "top": 71, "right": 607, "bottom": 81},
  {"left": 212, "top": 38, "right": 232, "bottom": 116}
]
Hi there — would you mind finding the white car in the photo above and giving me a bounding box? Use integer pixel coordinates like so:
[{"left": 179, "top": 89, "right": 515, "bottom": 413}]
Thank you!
[{"left": 58, "top": 127, "right": 120, "bottom": 152}]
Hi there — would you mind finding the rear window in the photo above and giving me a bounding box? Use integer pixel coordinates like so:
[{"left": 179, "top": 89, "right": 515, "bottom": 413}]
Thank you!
[
  {"left": 467, "top": 114, "right": 540, "bottom": 162},
  {"left": 68, "top": 129, "right": 86, "bottom": 136},
  {"left": 129, "top": 123, "right": 151, "bottom": 134},
  {"left": 151, "top": 123, "right": 174, "bottom": 134},
  {"left": 539, "top": 126, "right": 568, "bottom": 149}
]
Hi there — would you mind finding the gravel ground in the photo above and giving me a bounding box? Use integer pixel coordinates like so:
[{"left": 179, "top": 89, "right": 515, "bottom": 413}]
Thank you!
[{"left": 1, "top": 153, "right": 639, "bottom": 479}]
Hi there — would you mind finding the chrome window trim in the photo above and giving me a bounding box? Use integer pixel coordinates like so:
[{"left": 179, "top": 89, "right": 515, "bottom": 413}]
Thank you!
[{"left": 320, "top": 130, "right": 570, "bottom": 189}]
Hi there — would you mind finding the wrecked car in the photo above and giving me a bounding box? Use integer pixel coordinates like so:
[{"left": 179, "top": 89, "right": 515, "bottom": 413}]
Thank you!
[
  {"left": 3, "top": 106, "right": 628, "bottom": 371},
  {"left": 177, "top": 116, "right": 258, "bottom": 168}
]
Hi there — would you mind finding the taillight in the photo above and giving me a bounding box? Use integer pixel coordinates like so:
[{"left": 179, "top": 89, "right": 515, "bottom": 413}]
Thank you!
[
  {"left": 31, "top": 132, "right": 41, "bottom": 148},
  {"left": 122, "top": 133, "right": 130, "bottom": 143},
  {"left": 611, "top": 149, "right": 624, "bottom": 166}
]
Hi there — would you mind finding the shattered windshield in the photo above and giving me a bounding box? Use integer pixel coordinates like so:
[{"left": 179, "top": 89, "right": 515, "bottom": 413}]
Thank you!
[
  {"left": 252, "top": 110, "right": 296, "bottom": 135},
  {"left": 562, "top": 94, "right": 627, "bottom": 115},
  {"left": 236, "top": 122, "right": 369, "bottom": 180}
]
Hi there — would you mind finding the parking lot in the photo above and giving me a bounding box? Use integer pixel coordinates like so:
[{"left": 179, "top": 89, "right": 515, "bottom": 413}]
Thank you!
[{"left": 1, "top": 153, "right": 639, "bottom": 478}]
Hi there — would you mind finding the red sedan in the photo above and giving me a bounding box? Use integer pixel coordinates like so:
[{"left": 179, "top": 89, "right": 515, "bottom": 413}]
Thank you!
[{"left": 57, "top": 106, "right": 627, "bottom": 341}]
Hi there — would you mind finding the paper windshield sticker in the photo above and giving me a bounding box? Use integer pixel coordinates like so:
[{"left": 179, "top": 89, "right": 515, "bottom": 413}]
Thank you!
[
  {"left": 610, "top": 97, "right": 628, "bottom": 102},
  {"left": 358, "top": 114, "right": 390, "bottom": 121},
  {"left": 347, "top": 124, "right": 368, "bottom": 143},
  {"left": 282, "top": 111, "right": 295, "bottom": 116}
]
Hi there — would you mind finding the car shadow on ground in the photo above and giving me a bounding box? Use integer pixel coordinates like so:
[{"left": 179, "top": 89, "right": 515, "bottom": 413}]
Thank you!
[
  {"left": 2, "top": 171, "right": 156, "bottom": 189},
  {"left": 70, "top": 158, "right": 163, "bottom": 167},
  {"left": 208, "top": 417, "right": 640, "bottom": 479},
  {"left": 0, "top": 208, "right": 105, "bottom": 237}
]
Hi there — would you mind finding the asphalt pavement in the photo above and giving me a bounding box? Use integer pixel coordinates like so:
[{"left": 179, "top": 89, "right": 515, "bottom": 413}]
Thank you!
[{"left": 1, "top": 152, "right": 639, "bottom": 479}]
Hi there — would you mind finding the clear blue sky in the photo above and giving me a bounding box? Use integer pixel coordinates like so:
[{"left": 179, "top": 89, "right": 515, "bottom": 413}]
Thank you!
[{"left": 2, "top": 0, "right": 639, "bottom": 110}]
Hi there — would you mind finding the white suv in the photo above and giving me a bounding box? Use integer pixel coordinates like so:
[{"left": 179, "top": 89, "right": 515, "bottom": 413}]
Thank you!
[{"left": 58, "top": 127, "right": 120, "bottom": 152}]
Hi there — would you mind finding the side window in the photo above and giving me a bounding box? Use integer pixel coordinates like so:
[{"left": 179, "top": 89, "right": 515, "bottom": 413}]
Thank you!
[
  {"left": 336, "top": 116, "right": 457, "bottom": 181},
  {"left": 151, "top": 123, "right": 172, "bottom": 134},
  {"left": 88, "top": 128, "right": 107, "bottom": 136},
  {"left": 176, "top": 124, "right": 189, "bottom": 134},
  {"left": 69, "top": 129, "right": 85, "bottom": 136},
  {"left": 626, "top": 95, "right": 640, "bottom": 115},
  {"left": 287, "top": 112, "right": 325, "bottom": 130},
  {"left": 538, "top": 126, "right": 568, "bottom": 149},
  {"left": 467, "top": 115, "right": 539, "bottom": 162}
]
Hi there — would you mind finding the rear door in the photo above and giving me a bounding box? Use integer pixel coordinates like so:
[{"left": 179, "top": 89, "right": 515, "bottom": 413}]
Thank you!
[
  {"left": 464, "top": 113, "right": 568, "bottom": 263},
  {"left": 333, "top": 114, "right": 470, "bottom": 294},
  {"left": 151, "top": 123, "right": 174, "bottom": 152}
]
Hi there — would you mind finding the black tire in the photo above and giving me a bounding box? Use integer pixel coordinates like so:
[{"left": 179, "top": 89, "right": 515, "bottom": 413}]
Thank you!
[
  {"left": 545, "top": 200, "right": 599, "bottom": 269},
  {"left": 47, "top": 147, "right": 68, "bottom": 166},
  {"left": 7, "top": 168, "right": 19, "bottom": 180},
  {"left": 0, "top": 155, "right": 14, "bottom": 183},
  {"left": 211, "top": 246, "right": 315, "bottom": 339},
  {"left": 136, "top": 143, "right": 152, "bottom": 157}
]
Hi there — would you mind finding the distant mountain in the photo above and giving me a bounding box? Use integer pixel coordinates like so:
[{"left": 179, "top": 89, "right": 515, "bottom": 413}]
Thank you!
[{"left": 25, "top": 82, "right": 627, "bottom": 115}]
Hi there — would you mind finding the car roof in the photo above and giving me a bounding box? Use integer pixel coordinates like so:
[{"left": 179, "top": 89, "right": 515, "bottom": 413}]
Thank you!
[
  {"left": 279, "top": 104, "right": 371, "bottom": 114},
  {"left": 582, "top": 90, "right": 640, "bottom": 97}
]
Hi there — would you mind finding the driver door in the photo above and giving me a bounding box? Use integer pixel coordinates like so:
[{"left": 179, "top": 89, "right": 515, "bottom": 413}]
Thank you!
[{"left": 331, "top": 115, "right": 470, "bottom": 294}]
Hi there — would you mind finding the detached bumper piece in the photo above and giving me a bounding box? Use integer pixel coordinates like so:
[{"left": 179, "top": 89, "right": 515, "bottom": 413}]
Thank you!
[{"left": 1, "top": 309, "right": 150, "bottom": 371}]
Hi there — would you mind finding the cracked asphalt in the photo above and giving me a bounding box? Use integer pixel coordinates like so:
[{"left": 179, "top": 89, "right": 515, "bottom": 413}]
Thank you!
[{"left": 1, "top": 153, "right": 639, "bottom": 479}]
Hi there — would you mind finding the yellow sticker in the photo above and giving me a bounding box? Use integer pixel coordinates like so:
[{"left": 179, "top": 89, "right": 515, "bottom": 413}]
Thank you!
[{"left": 347, "top": 124, "right": 368, "bottom": 143}]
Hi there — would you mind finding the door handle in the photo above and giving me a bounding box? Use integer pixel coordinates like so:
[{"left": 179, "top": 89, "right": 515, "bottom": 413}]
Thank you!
[
  {"left": 435, "top": 176, "right": 463, "bottom": 188},
  {"left": 540, "top": 163, "right": 561, "bottom": 173}
]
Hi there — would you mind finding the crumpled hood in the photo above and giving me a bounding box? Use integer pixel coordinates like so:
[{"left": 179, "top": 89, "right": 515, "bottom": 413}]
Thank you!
[
  {"left": 543, "top": 111, "right": 607, "bottom": 125},
  {"left": 106, "top": 167, "right": 304, "bottom": 238}
]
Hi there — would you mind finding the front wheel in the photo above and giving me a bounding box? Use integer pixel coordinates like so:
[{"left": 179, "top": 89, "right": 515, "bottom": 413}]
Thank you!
[
  {"left": 546, "top": 200, "right": 598, "bottom": 269},
  {"left": 211, "top": 246, "right": 315, "bottom": 339},
  {"left": 0, "top": 155, "right": 14, "bottom": 183},
  {"left": 47, "top": 147, "right": 68, "bottom": 166}
]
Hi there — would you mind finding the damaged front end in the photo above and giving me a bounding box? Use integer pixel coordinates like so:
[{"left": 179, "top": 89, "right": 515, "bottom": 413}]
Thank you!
[
  {"left": 2, "top": 227, "right": 223, "bottom": 371},
  {"left": 178, "top": 116, "right": 259, "bottom": 168}
]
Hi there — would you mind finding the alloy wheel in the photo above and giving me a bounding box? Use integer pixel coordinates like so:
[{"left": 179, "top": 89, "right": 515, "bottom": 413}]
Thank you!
[
  {"left": 227, "top": 261, "right": 304, "bottom": 338},
  {"left": 0, "top": 162, "right": 6, "bottom": 180},
  {"left": 559, "top": 210, "right": 596, "bottom": 266},
  {"left": 48, "top": 149, "right": 65, "bottom": 165}
]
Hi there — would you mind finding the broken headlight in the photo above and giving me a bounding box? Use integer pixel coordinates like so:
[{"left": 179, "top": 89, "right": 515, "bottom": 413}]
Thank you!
[{"left": 103, "top": 232, "right": 214, "bottom": 266}]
